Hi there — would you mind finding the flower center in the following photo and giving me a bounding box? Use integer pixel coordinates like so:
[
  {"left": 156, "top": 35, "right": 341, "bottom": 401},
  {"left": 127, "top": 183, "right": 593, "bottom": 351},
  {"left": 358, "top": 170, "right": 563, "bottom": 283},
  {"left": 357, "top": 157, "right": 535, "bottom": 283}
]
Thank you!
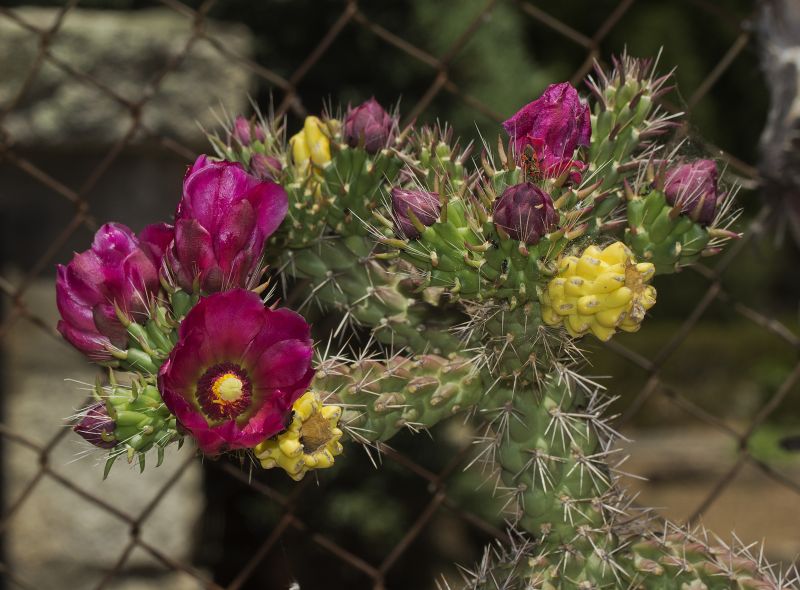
[
  {"left": 197, "top": 363, "right": 252, "bottom": 420},
  {"left": 212, "top": 373, "right": 244, "bottom": 403}
]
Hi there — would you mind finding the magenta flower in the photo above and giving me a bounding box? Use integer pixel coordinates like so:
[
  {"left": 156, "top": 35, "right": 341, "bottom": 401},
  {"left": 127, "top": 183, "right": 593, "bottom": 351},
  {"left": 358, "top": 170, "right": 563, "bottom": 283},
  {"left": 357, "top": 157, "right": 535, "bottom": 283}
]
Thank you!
[
  {"left": 344, "top": 98, "right": 396, "bottom": 153},
  {"left": 74, "top": 402, "right": 116, "bottom": 449},
  {"left": 158, "top": 289, "right": 313, "bottom": 454},
  {"left": 664, "top": 159, "right": 719, "bottom": 226},
  {"left": 493, "top": 182, "right": 558, "bottom": 245},
  {"left": 503, "top": 82, "right": 591, "bottom": 179},
  {"left": 165, "top": 155, "right": 288, "bottom": 293},
  {"left": 391, "top": 188, "right": 441, "bottom": 239},
  {"left": 56, "top": 223, "right": 161, "bottom": 361}
]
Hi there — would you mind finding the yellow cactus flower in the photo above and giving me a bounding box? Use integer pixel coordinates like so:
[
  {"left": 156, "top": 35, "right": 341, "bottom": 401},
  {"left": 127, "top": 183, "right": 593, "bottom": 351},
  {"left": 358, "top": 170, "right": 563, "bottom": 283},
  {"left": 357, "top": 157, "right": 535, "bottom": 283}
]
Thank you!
[
  {"left": 539, "top": 241, "right": 656, "bottom": 341},
  {"left": 289, "top": 116, "right": 332, "bottom": 171},
  {"left": 254, "top": 391, "right": 343, "bottom": 481}
]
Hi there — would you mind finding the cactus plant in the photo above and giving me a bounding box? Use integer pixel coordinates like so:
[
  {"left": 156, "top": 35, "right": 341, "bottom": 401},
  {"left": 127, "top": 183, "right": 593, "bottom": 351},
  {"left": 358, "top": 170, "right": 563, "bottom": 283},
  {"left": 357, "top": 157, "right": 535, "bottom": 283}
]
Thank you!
[{"left": 56, "top": 58, "right": 797, "bottom": 590}]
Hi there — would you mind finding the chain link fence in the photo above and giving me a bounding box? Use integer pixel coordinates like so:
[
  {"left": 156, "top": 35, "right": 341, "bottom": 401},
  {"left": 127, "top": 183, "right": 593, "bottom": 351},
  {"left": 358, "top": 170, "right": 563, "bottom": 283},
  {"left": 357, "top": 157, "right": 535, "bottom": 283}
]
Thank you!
[{"left": 1, "top": 0, "right": 798, "bottom": 588}]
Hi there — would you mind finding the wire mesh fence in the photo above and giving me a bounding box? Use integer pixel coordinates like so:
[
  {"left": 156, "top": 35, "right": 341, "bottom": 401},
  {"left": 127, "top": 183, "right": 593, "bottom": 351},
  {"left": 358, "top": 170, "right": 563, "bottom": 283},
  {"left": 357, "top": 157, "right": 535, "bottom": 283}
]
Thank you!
[{"left": 0, "top": 0, "right": 798, "bottom": 588}]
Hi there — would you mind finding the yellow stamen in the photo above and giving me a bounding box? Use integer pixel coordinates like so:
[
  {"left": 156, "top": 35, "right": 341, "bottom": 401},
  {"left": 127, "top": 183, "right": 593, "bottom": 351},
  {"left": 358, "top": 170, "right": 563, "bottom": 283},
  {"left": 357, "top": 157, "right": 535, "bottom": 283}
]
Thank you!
[{"left": 212, "top": 373, "right": 244, "bottom": 405}]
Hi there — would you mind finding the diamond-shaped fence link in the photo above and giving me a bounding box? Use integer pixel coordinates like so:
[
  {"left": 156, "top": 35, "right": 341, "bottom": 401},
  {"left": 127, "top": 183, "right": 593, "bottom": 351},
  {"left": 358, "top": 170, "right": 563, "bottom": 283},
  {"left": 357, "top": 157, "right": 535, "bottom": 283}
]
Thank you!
[{"left": 0, "top": 1, "right": 798, "bottom": 589}]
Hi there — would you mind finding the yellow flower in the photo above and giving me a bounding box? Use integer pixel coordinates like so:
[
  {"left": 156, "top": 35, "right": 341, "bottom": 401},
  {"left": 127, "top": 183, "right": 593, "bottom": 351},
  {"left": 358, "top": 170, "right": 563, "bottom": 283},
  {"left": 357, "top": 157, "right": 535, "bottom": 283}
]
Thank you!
[
  {"left": 289, "top": 116, "right": 332, "bottom": 171},
  {"left": 254, "top": 391, "right": 343, "bottom": 481},
  {"left": 539, "top": 241, "right": 656, "bottom": 341}
]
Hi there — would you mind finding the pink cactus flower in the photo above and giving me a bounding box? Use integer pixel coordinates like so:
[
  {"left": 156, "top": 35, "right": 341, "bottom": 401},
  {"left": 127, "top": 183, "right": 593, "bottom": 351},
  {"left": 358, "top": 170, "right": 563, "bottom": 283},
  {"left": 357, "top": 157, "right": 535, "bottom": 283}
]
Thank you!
[
  {"left": 56, "top": 222, "right": 161, "bottom": 361},
  {"left": 503, "top": 82, "right": 591, "bottom": 180},
  {"left": 165, "top": 156, "right": 288, "bottom": 293},
  {"left": 158, "top": 289, "right": 314, "bottom": 454}
]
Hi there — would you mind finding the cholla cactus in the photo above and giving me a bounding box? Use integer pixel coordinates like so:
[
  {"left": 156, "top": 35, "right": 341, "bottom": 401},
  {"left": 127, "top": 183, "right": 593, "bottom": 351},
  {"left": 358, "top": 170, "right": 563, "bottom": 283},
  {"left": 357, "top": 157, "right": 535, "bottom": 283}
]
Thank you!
[{"left": 55, "top": 55, "right": 797, "bottom": 590}]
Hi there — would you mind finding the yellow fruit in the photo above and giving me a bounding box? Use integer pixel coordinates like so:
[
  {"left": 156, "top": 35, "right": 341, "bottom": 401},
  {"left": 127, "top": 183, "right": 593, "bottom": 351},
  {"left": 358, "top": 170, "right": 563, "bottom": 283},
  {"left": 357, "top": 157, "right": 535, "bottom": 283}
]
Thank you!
[
  {"left": 539, "top": 242, "right": 656, "bottom": 341},
  {"left": 254, "top": 391, "right": 343, "bottom": 481}
]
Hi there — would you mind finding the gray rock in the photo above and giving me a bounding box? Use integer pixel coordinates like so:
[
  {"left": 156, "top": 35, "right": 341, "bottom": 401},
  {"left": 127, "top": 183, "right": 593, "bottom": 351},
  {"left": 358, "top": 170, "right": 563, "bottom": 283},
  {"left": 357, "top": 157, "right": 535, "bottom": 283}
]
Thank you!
[
  {"left": 2, "top": 279, "right": 205, "bottom": 589},
  {"left": 0, "top": 7, "right": 255, "bottom": 148}
]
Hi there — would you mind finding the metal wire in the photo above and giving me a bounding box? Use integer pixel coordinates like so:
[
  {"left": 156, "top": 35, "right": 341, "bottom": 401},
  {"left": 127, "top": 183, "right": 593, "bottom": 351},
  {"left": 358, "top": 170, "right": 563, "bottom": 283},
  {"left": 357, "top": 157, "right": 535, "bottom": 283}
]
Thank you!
[{"left": 0, "top": 1, "right": 797, "bottom": 589}]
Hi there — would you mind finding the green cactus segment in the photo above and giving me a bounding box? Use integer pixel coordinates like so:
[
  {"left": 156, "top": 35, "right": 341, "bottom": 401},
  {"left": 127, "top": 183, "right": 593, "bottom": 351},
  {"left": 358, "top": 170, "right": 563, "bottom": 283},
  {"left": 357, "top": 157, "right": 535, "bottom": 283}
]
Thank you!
[
  {"left": 629, "top": 529, "right": 791, "bottom": 589},
  {"left": 480, "top": 376, "right": 620, "bottom": 586},
  {"left": 314, "top": 354, "right": 483, "bottom": 442},
  {"left": 323, "top": 144, "right": 404, "bottom": 236},
  {"left": 100, "top": 377, "right": 182, "bottom": 477},
  {"left": 464, "top": 527, "right": 787, "bottom": 589},
  {"left": 625, "top": 189, "right": 710, "bottom": 274},
  {"left": 282, "top": 234, "right": 464, "bottom": 354},
  {"left": 587, "top": 55, "right": 676, "bottom": 192}
]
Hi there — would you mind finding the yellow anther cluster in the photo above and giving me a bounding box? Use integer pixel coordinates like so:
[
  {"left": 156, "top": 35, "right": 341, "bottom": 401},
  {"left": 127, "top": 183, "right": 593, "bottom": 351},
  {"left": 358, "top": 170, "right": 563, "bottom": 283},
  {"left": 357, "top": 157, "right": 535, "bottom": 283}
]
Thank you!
[
  {"left": 254, "top": 391, "right": 343, "bottom": 481},
  {"left": 540, "top": 242, "right": 656, "bottom": 341},
  {"left": 289, "top": 116, "right": 332, "bottom": 172}
]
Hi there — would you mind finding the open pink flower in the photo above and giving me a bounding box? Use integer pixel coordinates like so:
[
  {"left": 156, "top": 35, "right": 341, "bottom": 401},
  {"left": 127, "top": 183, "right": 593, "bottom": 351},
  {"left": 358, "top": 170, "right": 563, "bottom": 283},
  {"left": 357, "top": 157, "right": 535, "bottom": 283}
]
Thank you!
[
  {"left": 158, "top": 289, "right": 313, "bottom": 454},
  {"left": 503, "top": 82, "right": 591, "bottom": 180},
  {"left": 56, "top": 223, "right": 162, "bottom": 361},
  {"left": 165, "top": 155, "right": 288, "bottom": 293}
]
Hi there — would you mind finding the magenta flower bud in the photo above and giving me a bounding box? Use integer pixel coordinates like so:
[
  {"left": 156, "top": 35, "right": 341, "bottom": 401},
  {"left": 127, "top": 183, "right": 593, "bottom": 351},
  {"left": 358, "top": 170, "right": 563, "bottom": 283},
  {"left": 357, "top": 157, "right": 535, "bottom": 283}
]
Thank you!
[
  {"left": 138, "top": 222, "right": 174, "bottom": 268},
  {"left": 250, "top": 153, "right": 282, "bottom": 181},
  {"left": 493, "top": 182, "right": 558, "bottom": 245},
  {"left": 56, "top": 223, "right": 161, "bottom": 361},
  {"left": 254, "top": 124, "right": 267, "bottom": 143},
  {"left": 503, "top": 82, "right": 591, "bottom": 178},
  {"left": 233, "top": 115, "right": 252, "bottom": 146},
  {"left": 74, "top": 402, "right": 116, "bottom": 449},
  {"left": 343, "top": 98, "right": 396, "bottom": 154},
  {"left": 664, "top": 160, "right": 719, "bottom": 226},
  {"left": 158, "top": 289, "right": 313, "bottom": 454},
  {"left": 390, "top": 188, "right": 441, "bottom": 239},
  {"left": 165, "top": 155, "right": 288, "bottom": 293}
]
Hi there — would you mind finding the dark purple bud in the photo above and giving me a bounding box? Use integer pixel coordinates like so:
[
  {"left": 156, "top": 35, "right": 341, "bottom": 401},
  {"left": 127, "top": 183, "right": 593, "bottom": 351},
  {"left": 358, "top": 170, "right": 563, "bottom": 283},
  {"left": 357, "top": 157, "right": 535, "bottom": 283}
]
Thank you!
[
  {"left": 493, "top": 182, "right": 559, "bottom": 245},
  {"left": 344, "top": 98, "right": 396, "bottom": 154},
  {"left": 233, "top": 116, "right": 252, "bottom": 146},
  {"left": 56, "top": 223, "right": 161, "bottom": 361},
  {"left": 74, "top": 402, "right": 116, "bottom": 448},
  {"left": 503, "top": 82, "right": 591, "bottom": 178},
  {"left": 251, "top": 153, "right": 282, "bottom": 181},
  {"left": 391, "top": 188, "right": 441, "bottom": 239},
  {"left": 664, "top": 159, "right": 719, "bottom": 226}
]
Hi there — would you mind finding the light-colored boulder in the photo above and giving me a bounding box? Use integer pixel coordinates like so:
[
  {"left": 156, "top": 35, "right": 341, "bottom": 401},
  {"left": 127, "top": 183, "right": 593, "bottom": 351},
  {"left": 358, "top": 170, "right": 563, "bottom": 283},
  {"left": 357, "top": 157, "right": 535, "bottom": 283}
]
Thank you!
[{"left": 0, "top": 7, "right": 254, "bottom": 148}]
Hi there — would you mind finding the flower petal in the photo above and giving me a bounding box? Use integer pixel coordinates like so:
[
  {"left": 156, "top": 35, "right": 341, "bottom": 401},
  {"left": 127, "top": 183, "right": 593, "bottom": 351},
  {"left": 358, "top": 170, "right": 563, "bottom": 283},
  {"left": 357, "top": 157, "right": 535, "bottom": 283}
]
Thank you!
[{"left": 253, "top": 339, "right": 314, "bottom": 389}]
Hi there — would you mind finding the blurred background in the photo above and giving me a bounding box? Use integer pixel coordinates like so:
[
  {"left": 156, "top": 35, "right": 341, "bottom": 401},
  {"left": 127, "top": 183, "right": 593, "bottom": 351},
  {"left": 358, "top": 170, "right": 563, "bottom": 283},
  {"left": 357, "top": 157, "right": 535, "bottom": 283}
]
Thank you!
[{"left": 1, "top": 0, "right": 799, "bottom": 589}]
